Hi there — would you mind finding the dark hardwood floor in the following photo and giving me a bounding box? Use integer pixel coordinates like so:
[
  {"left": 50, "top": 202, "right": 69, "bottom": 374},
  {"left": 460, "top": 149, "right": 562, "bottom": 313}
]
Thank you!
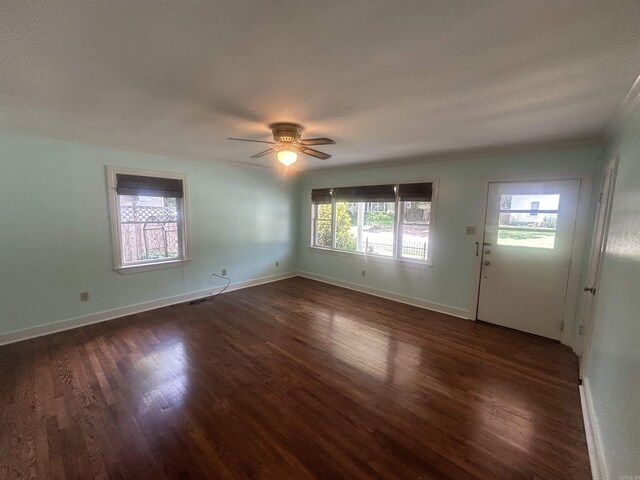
[{"left": 0, "top": 277, "right": 590, "bottom": 479}]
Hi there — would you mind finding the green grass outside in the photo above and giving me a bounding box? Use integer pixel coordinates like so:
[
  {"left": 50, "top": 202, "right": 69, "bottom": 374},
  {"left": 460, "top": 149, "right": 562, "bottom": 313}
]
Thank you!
[{"left": 498, "top": 228, "right": 556, "bottom": 248}]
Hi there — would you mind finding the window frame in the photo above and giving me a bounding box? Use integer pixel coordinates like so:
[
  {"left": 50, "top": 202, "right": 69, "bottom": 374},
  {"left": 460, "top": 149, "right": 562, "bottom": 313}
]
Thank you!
[
  {"left": 309, "top": 180, "right": 438, "bottom": 267},
  {"left": 107, "top": 166, "right": 191, "bottom": 274}
]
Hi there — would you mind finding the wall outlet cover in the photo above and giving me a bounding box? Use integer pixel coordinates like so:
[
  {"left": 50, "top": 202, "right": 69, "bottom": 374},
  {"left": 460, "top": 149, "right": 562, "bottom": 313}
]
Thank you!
[
  {"left": 466, "top": 226, "right": 476, "bottom": 235},
  {"left": 222, "top": 268, "right": 227, "bottom": 276},
  {"left": 80, "top": 292, "right": 89, "bottom": 301}
]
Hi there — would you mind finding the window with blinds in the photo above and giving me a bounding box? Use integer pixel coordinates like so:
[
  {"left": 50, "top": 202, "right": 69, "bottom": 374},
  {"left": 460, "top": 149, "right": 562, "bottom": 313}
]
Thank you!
[
  {"left": 107, "top": 167, "right": 189, "bottom": 272},
  {"left": 310, "top": 182, "right": 434, "bottom": 263}
]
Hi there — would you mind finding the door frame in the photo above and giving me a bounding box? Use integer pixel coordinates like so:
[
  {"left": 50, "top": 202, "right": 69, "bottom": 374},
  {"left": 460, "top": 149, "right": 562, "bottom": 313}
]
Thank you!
[
  {"left": 468, "top": 171, "right": 594, "bottom": 347},
  {"left": 577, "top": 156, "right": 619, "bottom": 377}
]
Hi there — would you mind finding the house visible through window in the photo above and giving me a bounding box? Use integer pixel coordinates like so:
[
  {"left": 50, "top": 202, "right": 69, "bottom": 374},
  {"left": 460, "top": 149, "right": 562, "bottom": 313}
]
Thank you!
[
  {"left": 311, "top": 182, "right": 435, "bottom": 264},
  {"left": 368, "top": 202, "right": 386, "bottom": 212},
  {"left": 107, "top": 167, "right": 189, "bottom": 272},
  {"left": 497, "top": 194, "right": 559, "bottom": 249}
]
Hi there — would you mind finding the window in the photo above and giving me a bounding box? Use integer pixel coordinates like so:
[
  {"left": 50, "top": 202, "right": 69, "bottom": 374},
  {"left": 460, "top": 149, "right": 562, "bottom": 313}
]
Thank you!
[
  {"left": 399, "top": 201, "right": 430, "bottom": 260},
  {"left": 107, "top": 167, "right": 189, "bottom": 273},
  {"left": 311, "top": 182, "right": 435, "bottom": 264},
  {"left": 497, "top": 194, "right": 559, "bottom": 249},
  {"left": 530, "top": 201, "right": 540, "bottom": 216},
  {"left": 311, "top": 188, "right": 332, "bottom": 248},
  {"left": 334, "top": 200, "right": 396, "bottom": 256}
]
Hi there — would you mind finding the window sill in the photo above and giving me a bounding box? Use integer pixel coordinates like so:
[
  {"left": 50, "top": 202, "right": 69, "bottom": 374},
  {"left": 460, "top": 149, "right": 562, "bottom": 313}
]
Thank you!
[
  {"left": 307, "top": 246, "right": 432, "bottom": 270},
  {"left": 115, "top": 258, "right": 192, "bottom": 275}
]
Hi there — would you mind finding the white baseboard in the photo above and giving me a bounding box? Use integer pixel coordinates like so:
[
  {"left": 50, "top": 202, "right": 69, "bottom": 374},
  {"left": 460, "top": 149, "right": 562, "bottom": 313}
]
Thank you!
[
  {"left": 1, "top": 270, "right": 469, "bottom": 345},
  {"left": 580, "top": 378, "right": 607, "bottom": 480},
  {"left": 0, "top": 272, "right": 297, "bottom": 346},
  {"left": 298, "top": 271, "right": 469, "bottom": 319}
]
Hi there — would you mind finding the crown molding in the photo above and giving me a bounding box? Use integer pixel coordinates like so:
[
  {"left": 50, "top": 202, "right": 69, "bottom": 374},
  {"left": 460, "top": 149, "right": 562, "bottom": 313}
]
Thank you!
[
  {"left": 605, "top": 71, "right": 640, "bottom": 139},
  {"left": 0, "top": 125, "right": 278, "bottom": 172},
  {"left": 299, "top": 136, "right": 605, "bottom": 176},
  {"left": 0, "top": 125, "right": 608, "bottom": 177}
]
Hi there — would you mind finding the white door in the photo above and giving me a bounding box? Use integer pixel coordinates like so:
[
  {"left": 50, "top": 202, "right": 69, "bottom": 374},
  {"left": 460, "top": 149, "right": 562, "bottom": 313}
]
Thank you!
[
  {"left": 578, "top": 158, "right": 618, "bottom": 377},
  {"left": 477, "top": 180, "right": 581, "bottom": 339}
]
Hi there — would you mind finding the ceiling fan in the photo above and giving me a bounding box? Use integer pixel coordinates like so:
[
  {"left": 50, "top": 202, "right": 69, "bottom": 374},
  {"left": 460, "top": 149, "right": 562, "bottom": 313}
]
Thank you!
[{"left": 228, "top": 122, "right": 335, "bottom": 166}]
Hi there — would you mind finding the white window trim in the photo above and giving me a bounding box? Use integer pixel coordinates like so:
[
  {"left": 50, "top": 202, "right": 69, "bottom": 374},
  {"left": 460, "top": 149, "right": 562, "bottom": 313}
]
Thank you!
[
  {"left": 309, "top": 179, "right": 439, "bottom": 267},
  {"left": 106, "top": 166, "right": 191, "bottom": 274}
]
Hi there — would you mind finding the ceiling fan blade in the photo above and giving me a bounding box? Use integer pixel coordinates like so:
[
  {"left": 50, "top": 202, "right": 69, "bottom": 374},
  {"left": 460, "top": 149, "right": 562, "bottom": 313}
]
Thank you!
[
  {"left": 227, "top": 137, "right": 275, "bottom": 144},
  {"left": 300, "top": 137, "right": 336, "bottom": 146},
  {"left": 250, "top": 148, "right": 275, "bottom": 159},
  {"left": 300, "top": 147, "right": 331, "bottom": 160}
]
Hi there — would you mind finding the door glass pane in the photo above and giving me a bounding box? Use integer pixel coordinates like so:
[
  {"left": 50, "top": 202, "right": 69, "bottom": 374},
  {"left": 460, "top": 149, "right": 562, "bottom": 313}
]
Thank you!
[
  {"left": 497, "top": 194, "right": 559, "bottom": 249},
  {"left": 500, "top": 194, "right": 560, "bottom": 211},
  {"left": 499, "top": 212, "right": 558, "bottom": 228},
  {"left": 497, "top": 229, "right": 556, "bottom": 248}
]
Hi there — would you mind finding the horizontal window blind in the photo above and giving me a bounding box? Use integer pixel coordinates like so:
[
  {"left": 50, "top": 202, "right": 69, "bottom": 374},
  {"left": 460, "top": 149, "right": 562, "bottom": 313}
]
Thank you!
[
  {"left": 311, "top": 188, "right": 332, "bottom": 204},
  {"left": 312, "top": 183, "right": 433, "bottom": 203},
  {"left": 397, "top": 182, "right": 432, "bottom": 202},
  {"left": 332, "top": 184, "right": 396, "bottom": 202},
  {"left": 116, "top": 174, "right": 184, "bottom": 198}
]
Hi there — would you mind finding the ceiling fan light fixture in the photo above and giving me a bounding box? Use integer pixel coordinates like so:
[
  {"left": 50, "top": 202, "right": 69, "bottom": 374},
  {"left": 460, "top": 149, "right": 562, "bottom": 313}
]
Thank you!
[
  {"left": 228, "top": 122, "right": 333, "bottom": 163},
  {"left": 277, "top": 150, "right": 297, "bottom": 166}
]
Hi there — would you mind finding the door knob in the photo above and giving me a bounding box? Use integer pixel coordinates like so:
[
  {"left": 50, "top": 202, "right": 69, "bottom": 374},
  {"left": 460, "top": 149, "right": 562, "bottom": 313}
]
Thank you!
[
  {"left": 584, "top": 287, "right": 596, "bottom": 294},
  {"left": 483, "top": 260, "right": 491, "bottom": 266}
]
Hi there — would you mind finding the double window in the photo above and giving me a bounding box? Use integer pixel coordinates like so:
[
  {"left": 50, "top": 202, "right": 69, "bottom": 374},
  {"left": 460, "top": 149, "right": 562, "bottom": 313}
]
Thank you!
[
  {"left": 107, "top": 167, "right": 189, "bottom": 273},
  {"left": 311, "top": 182, "right": 435, "bottom": 264}
]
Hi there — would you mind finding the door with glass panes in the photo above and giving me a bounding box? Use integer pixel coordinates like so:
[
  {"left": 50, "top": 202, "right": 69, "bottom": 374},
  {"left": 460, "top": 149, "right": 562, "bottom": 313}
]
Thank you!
[{"left": 477, "top": 180, "right": 580, "bottom": 339}]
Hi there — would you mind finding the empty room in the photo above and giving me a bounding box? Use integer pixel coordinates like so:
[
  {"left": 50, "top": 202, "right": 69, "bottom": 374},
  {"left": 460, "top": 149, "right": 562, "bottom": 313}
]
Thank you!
[{"left": 1, "top": 1, "right": 639, "bottom": 479}]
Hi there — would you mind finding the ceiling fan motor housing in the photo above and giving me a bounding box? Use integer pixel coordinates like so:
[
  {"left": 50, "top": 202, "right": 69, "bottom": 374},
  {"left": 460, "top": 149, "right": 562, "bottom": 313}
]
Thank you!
[{"left": 270, "top": 122, "right": 303, "bottom": 144}]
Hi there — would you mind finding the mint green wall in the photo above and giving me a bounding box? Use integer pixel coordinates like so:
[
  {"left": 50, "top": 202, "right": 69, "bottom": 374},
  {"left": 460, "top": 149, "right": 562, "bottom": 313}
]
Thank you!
[
  {"left": 586, "top": 104, "right": 640, "bottom": 478},
  {"left": 0, "top": 132, "right": 298, "bottom": 335},
  {"left": 298, "top": 146, "right": 603, "bottom": 319},
  {"left": 0, "top": 133, "right": 604, "bottom": 341}
]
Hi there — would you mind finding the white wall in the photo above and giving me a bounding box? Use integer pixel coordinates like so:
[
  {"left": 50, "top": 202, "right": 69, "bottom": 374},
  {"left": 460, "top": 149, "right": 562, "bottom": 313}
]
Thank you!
[{"left": 583, "top": 96, "right": 640, "bottom": 479}]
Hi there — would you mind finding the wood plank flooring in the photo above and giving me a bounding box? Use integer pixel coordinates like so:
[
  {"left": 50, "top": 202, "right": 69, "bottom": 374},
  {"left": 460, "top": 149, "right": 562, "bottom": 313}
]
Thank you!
[{"left": 0, "top": 277, "right": 590, "bottom": 479}]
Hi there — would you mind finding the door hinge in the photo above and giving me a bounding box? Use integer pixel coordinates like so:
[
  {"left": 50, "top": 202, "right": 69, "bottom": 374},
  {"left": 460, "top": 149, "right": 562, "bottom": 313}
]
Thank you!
[
  {"left": 579, "top": 325, "right": 586, "bottom": 335},
  {"left": 560, "top": 321, "right": 565, "bottom": 332}
]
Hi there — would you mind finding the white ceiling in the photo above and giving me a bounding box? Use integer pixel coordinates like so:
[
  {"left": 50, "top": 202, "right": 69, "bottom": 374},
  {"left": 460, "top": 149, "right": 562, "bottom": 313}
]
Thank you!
[{"left": 1, "top": 1, "right": 640, "bottom": 171}]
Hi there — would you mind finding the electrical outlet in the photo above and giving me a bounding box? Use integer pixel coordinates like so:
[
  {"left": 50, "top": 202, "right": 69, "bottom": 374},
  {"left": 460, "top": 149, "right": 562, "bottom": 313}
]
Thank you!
[
  {"left": 222, "top": 268, "right": 227, "bottom": 276},
  {"left": 466, "top": 226, "right": 476, "bottom": 235},
  {"left": 80, "top": 291, "right": 89, "bottom": 302},
  {"left": 361, "top": 270, "right": 366, "bottom": 277},
  {"left": 275, "top": 261, "right": 279, "bottom": 268}
]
